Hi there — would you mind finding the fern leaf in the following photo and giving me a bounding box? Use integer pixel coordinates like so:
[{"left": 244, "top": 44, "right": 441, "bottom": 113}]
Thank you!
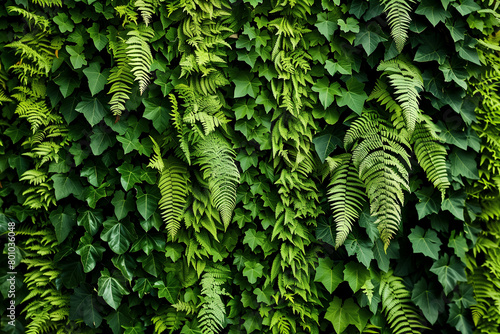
[
  {"left": 135, "top": 0, "right": 156, "bottom": 25},
  {"left": 198, "top": 266, "right": 231, "bottom": 334},
  {"left": 158, "top": 156, "right": 188, "bottom": 237},
  {"left": 377, "top": 57, "right": 423, "bottom": 135},
  {"left": 147, "top": 136, "right": 164, "bottom": 171},
  {"left": 380, "top": 271, "right": 428, "bottom": 334},
  {"left": 126, "top": 25, "right": 154, "bottom": 95},
  {"left": 195, "top": 133, "right": 240, "bottom": 229},
  {"left": 347, "top": 111, "right": 411, "bottom": 249},
  {"left": 327, "top": 154, "right": 367, "bottom": 248},
  {"left": 380, "top": 0, "right": 417, "bottom": 52},
  {"left": 411, "top": 121, "right": 450, "bottom": 198}
]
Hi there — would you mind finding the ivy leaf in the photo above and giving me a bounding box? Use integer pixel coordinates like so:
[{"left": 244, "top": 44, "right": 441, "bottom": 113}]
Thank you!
[
  {"left": 131, "top": 233, "right": 166, "bottom": 256},
  {"left": 132, "top": 278, "right": 154, "bottom": 298},
  {"left": 316, "top": 218, "right": 335, "bottom": 247},
  {"left": 153, "top": 273, "right": 181, "bottom": 303},
  {"left": 83, "top": 62, "right": 110, "bottom": 96},
  {"left": 354, "top": 24, "right": 387, "bottom": 56},
  {"left": 142, "top": 98, "right": 170, "bottom": 133},
  {"left": 313, "top": 133, "right": 342, "bottom": 162},
  {"left": 415, "top": 187, "right": 440, "bottom": 220},
  {"left": 81, "top": 162, "right": 107, "bottom": 187},
  {"left": 325, "top": 59, "right": 352, "bottom": 76},
  {"left": 116, "top": 163, "right": 142, "bottom": 191},
  {"left": 136, "top": 186, "right": 160, "bottom": 220},
  {"left": 90, "top": 126, "right": 115, "bottom": 155},
  {"left": 453, "top": 0, "right": 480, "bottom": 15},
  {"left": 314, "top": 258, "right": 344, "bottom": 293},
  {"left": 338, "top": 17, "right": 359, "bottom": 33},
  {"left": 448, "top": 303, "right": 474, "bottom": 333},
  {"left": 51, "top": 173, "right": 84, "bottom": 201},
  {"left": 76, "top": 97, "right": 107, "bottom": 127},
  {"left": 343, "top": 262, "right": 370, "bottom": 293},
  {"left": 87, "top": 23, "right": 108, "bottom": 51},
  {"left": 439, "top": 60, "right": 468, "bottom": 90},
  {"left": 66, "top": 45, "right": 87, "bottom": 69},
  {"left": 414, "top": 43, "right": 448, "bottom": 64},
  {"left": 312, "top": 78, "right": 341, "bottom": 109},
  {"left": 242, "top": 313, "right": 262, "bottom": 333},
  {"left": 233, "top": 73, "right": 261, "bottom": 98},
  {"left": 325, "top": 297, "right": 361, "bottom": 334},
  {"left": 408, "top": 226, "right": 442, "bottom": 260},
  {"left": 97, "top": 268, "right": 130, "bottom": 310},
  {"left": 70, "top": 285, "right": 102, "bottom": 328},
  {"left": 243, "top": 229, "right": 266, "bottom": 252},
  {"left": 372, "top": 239, "right": 390, "bottom": 272},
  {"left": 54, "top": 71, "right": 81, "bottom": 98},
  {"left": 111, "top": 191, "right": 135, "bottom": 221},
  {"left": 137, "top": 252, "right": 164, "bottom": 277},
  {"left": 448, "top": 232, "right": 468, "bottom": 263},
  {"left": 77, "top": 209, "right": 104, "bottom": 236},
  {"left": 344, "top": 234, "right": 374, "bottom": 268},
  {"left": 336, "top": 78, "right": 368, "bottom": 115},
  {"left": 449, "top": 148, "right": 479, "bottom": 180},
  {"left": 105, "top": 308, "right": 133, "bottom": 334},
  {"left": 411, "top": 278, "right": 444, "bottom": 324},
  {"left": 49, "top": 206, "right": 77, "bottom": 244},
  {"left": 315, "top": 12, "right": 338, "bottom": 41},
  {"left": 430, "top": 254, "right": 467, "bottom": 295},
  {"left": 415, "top": 0, "right": 452, "bottom": 26},
  {"left": 441, "top": 191, "right": 466, "bottom": 221},
  {"left": 53, "top": 12, "right": 74, "bottom": 33},
  {"left": 243, "top": 261, "right": 264, "bottom": 284},
  {"left": 445, "top": 20, "right": 466, "bottom": 42},
  {"left": 101, "top": 219, "right": 136, "bottom": 255},
  {"left": 111, "top": 254, "right": 137, "bottom": 282},
  {"left": 437, "top": 127, "right": 468, "bottom": 150},
  {"left": 76, "top": 233, "right": 105, "bottom": 273}
]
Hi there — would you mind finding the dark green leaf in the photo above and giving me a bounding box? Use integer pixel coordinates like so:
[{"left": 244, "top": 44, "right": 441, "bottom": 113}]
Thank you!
[
  {"left": 51, "top": 173, "right": 84, "bottom": 201},
  {"left": 83, "top": 62, "right": 110, "bottom": 96},
  {"left": 312, "top": 78, "right": 341, "bottom": 109},
  {"left": 101, "top": 218, "right": 136, "bottom": 255},
  {"left": 76, "top": 97, "right": 107, "bottom": 127},
  {"left": 412, "top": 278, "right": 444, "bottom": 324},
  {"left": 430, "top": 254, "right": 467, "bottom": 295},
  {"left": 76, "top": 233, "right": 105, "bottom": 273},
  {"left": 408, "top": 226, "right": 442, "bottom": 260},
  {"left": 97, "top": 268, "right": 130, "bottom": 310},
  {"left": 70, "top": 285, "right": 102, "bottom": 328},
  {"left": 313, "top": 133, "right": 342, "bottom": 162},
  {"left": 153, "top": 272, "right": 181, "bottom": 303},
  {"left": 314, "top": 258, "right": 344, "bottom": 293},
  {"left": 111, "top": 191, "right": 135, "bottom": 221},
  {"left": 136, "top": 186, "right": 160, "bottom": 220},
  {"left": 49, "top": 206, "right": 76, "bottom": 243}
]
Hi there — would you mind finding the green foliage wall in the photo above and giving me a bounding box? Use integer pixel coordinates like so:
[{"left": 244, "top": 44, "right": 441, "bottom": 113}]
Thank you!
[{"left": 0, "top": 0, "right": 499, "bottom": 334}]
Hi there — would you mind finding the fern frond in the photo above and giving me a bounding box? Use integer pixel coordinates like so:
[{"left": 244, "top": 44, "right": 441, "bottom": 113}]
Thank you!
[
  {"left": 31, "top": 0, "right": 62, "bottom": 7},
  {"left": 327, "top": 154, "right": 367, "bottom": 248},
  {"left": 198, "top": 266, "right": 231, "bottom": 334},
  {"left": 411, "top": 121, "right": 450, "bottom": 198},
  {"left": 377, "top": 57, "right": 423, "bottom": 135},
  {"left": 195, "top": 133, "right": 240, "bottom": 229},
  {"left": 380, "top": 0, "right": 416, "bottom": 52},
  {"left": 172, "top": 300, "right": 198, "bottom": 315},
  {"left": 126, "top": 25, "right": 154, "bottom": 95},
  {"left": 7, "top": 6, "right": 51, "bottom": 32},
  {"left": 135, "top": 0, "right": 157, "bottom": 25},
  {"left": 158, "top": 156, "right": 188, "bottom": 237},
  {"left": 169, "top": 93, "right": 192, "bottom": 164},
  {"left": 20, "top": 169, "right": 48, "bottom": 185},
  {"left": 347, "top": 111, "right": 411, "bottom": 249},
  {"left": 107, "top": 34, "right": 134, "bottom": 116},
  {"left": 147, "top": 136, "right": 164, "bottom": 171},
  {"left": 380, "top": 271, "right": 428, "bottom": 334}
]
